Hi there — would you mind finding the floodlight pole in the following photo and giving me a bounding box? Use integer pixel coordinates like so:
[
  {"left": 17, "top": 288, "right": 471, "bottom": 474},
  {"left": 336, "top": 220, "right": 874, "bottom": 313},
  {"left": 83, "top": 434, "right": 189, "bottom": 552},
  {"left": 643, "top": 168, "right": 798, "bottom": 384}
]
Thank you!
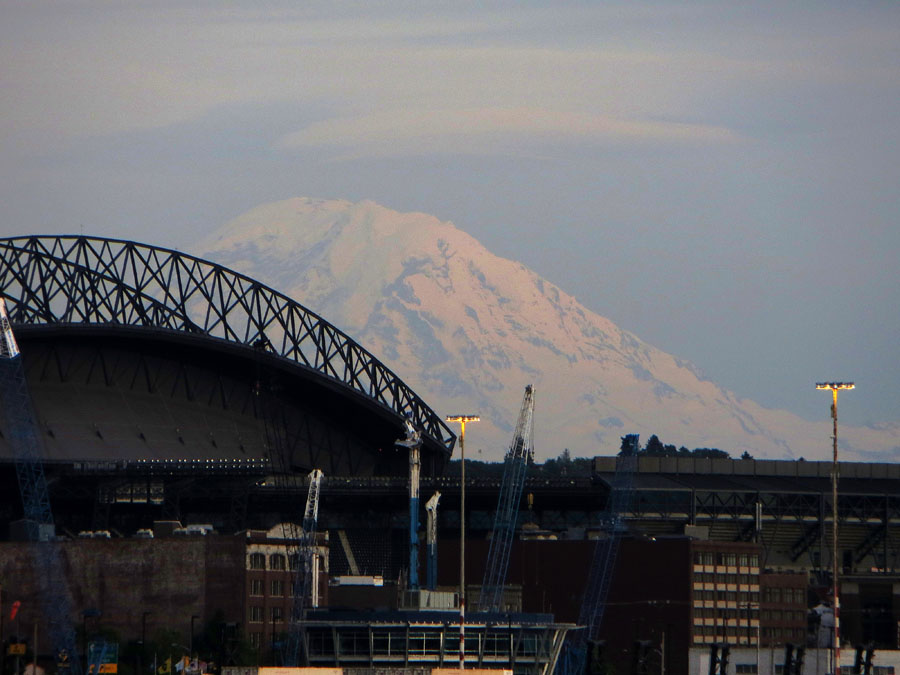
[
  {"left": 816, "top": 382, "right": 854, "bottom": 675},
  {"left": 446, "top": 414, "right": 479, "bottom": 671}
]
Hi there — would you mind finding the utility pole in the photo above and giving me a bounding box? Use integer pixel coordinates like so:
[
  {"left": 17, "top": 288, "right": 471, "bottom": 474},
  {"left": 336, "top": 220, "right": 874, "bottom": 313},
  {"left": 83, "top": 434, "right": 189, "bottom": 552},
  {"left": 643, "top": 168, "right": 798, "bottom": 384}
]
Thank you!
[
  {"left": 816, "top": 382, "right": 854, "bottom": 675},
  {"left": 190, "top": 615, "right": 198, "bottom": 664},
  {"left": 140, "top": 612, "right": 151, "bottom": 675}
]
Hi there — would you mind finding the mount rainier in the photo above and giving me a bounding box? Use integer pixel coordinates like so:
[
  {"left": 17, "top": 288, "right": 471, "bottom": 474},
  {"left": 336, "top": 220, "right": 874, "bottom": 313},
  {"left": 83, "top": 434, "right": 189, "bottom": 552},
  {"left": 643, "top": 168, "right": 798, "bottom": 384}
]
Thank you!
[{"left": 194, "top": 197, "right": 900, "bottom": 463}]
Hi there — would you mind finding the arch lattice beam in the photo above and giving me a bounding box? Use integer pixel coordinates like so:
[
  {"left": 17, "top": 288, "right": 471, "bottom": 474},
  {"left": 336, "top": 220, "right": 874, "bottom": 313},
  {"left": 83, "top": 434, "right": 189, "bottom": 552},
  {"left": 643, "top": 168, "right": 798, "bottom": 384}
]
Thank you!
[{"left": 0, "top": 235, "right": 455, "bottom": 454}]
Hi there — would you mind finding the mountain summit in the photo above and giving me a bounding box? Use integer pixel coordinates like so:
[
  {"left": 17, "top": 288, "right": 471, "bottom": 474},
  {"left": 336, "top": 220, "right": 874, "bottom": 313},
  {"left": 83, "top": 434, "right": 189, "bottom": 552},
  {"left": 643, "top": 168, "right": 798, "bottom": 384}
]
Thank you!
[{"left": 195, "top": 198, "right": 900, "bottom": 462}]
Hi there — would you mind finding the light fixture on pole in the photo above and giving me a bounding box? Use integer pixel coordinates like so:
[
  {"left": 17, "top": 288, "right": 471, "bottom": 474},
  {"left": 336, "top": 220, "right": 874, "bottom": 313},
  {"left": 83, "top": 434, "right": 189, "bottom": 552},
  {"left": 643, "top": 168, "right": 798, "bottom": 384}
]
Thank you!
[
  {"left": 445, "top": 414, "right": 479, "bottom": 671},
  {"left": 816, "top": 381, "right": 854, "bottom": 675}
]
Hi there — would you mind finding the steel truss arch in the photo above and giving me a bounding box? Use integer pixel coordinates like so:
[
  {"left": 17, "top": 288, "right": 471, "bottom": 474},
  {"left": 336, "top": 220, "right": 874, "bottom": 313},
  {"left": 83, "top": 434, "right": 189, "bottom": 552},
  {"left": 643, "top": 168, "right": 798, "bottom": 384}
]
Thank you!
[{"left": 0, "top": 235, "right": 455, "bottom": 456}]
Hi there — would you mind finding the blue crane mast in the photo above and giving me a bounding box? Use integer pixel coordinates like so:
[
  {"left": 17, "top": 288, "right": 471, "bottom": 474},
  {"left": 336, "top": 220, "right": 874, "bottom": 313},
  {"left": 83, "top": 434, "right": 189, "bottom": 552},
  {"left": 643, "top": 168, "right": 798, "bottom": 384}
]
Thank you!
[
  {"left": 559, "top": 433, "right": 639, "bottom": 675},
  {"left": 477, "top": 384, "right": 535, "bottom": 613},
  {"left": 0, "top": 298, "right": 83, "bottom": 675},
  {"left": 397, "top": 418, "right": 424, "bottom": 590}
]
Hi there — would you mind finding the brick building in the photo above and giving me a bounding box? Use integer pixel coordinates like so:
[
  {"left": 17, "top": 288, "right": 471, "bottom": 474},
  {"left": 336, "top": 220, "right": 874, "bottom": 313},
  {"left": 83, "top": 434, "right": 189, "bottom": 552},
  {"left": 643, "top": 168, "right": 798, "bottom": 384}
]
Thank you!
[{"left": 243, "top": 528, "right": 328, "bottom": 651}]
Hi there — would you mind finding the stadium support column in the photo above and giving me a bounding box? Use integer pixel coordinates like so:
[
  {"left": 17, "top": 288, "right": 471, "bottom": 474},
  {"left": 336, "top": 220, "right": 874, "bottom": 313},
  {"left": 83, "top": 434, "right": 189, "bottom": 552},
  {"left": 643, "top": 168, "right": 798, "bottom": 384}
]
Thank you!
[
  {"left": 816, "top": 382, "right": 854, "bottom": 675},
  {"left": 446, "top": 414, "right": 480, "bottom": 670}
]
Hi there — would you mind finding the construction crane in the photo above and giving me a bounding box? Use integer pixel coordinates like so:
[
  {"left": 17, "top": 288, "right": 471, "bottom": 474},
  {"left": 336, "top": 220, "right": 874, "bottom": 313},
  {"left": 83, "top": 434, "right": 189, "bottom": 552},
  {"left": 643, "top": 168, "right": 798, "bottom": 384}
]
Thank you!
[
  {"left": 396, "top": 418, "right": 424, "bottom": 590},
  {"left": 253, "top": 364, "right": 326, "bottom": 665},
  {"left": 285, "top": 468, "right": 324, "bottom": 666},
  {"left": 559, "top": 433, "right": 639, "bottom": 675},
  {"left": 0, "top": 298, "right": 83, "bottom": 675},
  {"left": 477, "top": 384, "right": 535, "bottom": 613},
  {"left": 425, "top": 491, "right": 441, "bottom": 590}
]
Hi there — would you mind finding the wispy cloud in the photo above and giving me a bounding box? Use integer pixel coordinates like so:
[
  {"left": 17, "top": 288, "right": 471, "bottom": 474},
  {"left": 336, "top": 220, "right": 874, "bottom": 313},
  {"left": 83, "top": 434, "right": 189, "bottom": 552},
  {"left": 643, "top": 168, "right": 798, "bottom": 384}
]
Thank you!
[
  {"left": 3, "top": 3, "right": 883, "bottom": 147},
  {"left": 279, "top": 107, "right": 741, "bottom": 158}
]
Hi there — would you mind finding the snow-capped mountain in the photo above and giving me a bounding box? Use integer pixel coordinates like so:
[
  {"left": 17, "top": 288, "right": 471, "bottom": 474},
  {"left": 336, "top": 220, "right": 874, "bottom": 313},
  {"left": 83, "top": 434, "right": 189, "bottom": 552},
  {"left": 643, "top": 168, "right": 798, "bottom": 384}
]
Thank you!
[{"left": 194, "top": 198, "right": 900, "bottom": 462}]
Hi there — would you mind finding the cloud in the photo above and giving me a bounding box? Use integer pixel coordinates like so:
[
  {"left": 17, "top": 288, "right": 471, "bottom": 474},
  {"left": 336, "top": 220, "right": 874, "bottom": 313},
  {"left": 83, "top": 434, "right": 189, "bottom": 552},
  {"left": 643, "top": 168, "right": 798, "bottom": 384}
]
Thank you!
[
  {"left": 2, "top": 3, "right": 873, "bottom": 147},
  {"left": 278, "top": 107, "right": 741, "bottom": 158},
  {"left": 1, "top": 2, "right": 895, "bottom": 160}
]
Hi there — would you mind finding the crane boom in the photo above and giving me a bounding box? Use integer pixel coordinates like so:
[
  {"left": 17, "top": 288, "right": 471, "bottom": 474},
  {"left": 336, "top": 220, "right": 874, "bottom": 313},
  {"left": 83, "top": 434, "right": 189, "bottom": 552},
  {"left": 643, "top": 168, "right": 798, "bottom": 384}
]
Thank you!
[
  {"left": 478, "top": 384, "right": 535, "bottom": 612},
  {"left": 560, "top": 434, "right": 639, "bottom": 675},
  {"left": 425, "top": 491, "right": 441, "bottom": 590},
  {"left": 285, "top": 468, "right": 324, "bottom": 666},
  {"left": 0, "top": 299, "right": 82, "bottom": 675}
]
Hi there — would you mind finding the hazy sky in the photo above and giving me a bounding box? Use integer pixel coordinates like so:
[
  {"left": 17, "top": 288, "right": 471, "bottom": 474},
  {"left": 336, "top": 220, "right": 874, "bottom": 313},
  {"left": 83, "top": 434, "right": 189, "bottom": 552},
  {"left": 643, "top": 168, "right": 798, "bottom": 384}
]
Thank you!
[{"left": 2, "top": 1, "right": 898, "bottom": 434}]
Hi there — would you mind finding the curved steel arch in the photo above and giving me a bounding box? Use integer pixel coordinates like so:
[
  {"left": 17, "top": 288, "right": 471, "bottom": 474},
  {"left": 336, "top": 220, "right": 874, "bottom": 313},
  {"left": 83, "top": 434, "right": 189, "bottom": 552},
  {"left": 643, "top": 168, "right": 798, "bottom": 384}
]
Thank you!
[{"left": 0, "top": 235, "right": 455, "bottom": 454}]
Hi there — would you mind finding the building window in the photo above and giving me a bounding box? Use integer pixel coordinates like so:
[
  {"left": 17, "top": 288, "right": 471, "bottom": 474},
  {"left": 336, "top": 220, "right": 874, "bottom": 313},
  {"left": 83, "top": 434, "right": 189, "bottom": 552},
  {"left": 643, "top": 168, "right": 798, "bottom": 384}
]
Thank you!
[
  {"left": 250, "top": 579, "right": 264, "bottom": 596},
  {"left": 270, "top": 553, "right": 286, "bottom": 570},
  {"left": 271, "top": 606, "right": 284, "bottom": 622},
  {"left": 249, "top": 632, "right": 262, "bottom": 648},
  {"left": 249, "top": 606, "right": 263, "bottom": 623},
  {"left": 750, "top": 554, "right": 759, "bottom": 567},
  {"left": 271, "top": 579, "right": 285, "bottom": 596},
  {"left": 736, "top": 664, "right": 758, "bottom": 673},
  {"left": 289, "top": 553, "right": 300, "bottom": 571},
  {"left": 249, "top": 553, "right": 266, "bottom": 570}
]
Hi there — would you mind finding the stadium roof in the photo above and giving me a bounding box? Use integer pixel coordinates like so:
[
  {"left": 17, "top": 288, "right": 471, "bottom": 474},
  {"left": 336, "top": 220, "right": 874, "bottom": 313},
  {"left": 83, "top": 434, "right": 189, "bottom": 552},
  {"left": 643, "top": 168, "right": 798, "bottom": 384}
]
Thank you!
[{"left": 0, "top": 235, "right": 455, "bottom": 474}]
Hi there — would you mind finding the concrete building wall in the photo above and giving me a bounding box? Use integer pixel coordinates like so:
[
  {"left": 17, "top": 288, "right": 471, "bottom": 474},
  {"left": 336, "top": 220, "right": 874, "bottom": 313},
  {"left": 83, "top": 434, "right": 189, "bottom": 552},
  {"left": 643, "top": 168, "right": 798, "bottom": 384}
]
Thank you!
[{"left": 0, "top": 535, "right": 247, "bottom": 650}]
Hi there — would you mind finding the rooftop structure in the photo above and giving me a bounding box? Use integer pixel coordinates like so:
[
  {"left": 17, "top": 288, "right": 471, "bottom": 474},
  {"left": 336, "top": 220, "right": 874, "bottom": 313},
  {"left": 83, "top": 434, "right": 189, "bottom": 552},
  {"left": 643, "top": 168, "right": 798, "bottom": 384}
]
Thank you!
[{"left": 300, "top": 608, "right": 572, "bottom": 675}]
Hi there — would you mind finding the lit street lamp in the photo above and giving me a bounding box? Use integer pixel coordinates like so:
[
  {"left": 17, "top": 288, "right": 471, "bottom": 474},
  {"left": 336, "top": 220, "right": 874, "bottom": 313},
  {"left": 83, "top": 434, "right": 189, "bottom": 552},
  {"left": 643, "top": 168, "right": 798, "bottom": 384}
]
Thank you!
[
  {"left": 445, "top": 414, "right": 479, "bottom": 671},
  {"left": 816, "top": 381, "right": 854, "bottom": 675}
]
